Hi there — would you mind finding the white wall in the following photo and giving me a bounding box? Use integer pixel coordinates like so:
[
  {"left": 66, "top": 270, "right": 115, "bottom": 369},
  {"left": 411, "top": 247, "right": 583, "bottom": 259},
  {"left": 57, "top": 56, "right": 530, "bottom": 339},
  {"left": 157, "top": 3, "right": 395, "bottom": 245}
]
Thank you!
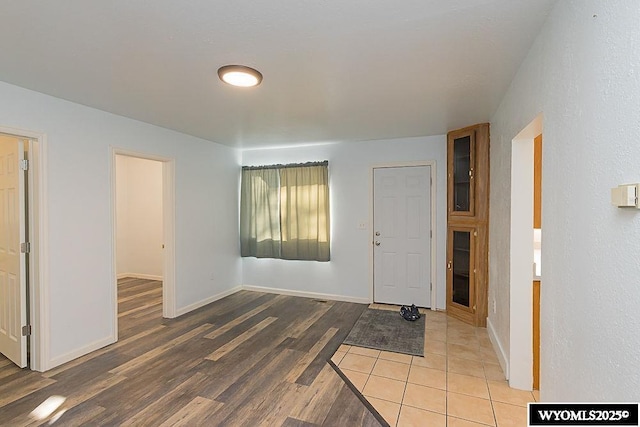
[
  {"left": 490, "top": 1, "right": 640, "bottom": 400},
  {"left": 0, "top": 80, "right": 241, "bottom": 369},
  {"left": 116, "top": 155, "right": 163, "bottom": 279},
  {"left": 242, "top": 136, "right": 447, "bottom": 309}
]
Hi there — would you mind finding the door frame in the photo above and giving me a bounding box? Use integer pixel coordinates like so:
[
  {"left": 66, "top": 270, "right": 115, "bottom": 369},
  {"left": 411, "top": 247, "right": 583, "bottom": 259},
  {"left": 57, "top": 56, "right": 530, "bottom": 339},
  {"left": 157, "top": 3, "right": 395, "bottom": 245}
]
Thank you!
[
  {"left": 110, "top": 148, "right": 176, "bottom": 342},
  {"left": 369, "top": 161, "right": 437, "bottom": 310},
  {"left": 0, "top": 125, "right": 47, "bottom": 371},
  {"left": 509, "top": 114, "right": 542, "bottom": 390}
]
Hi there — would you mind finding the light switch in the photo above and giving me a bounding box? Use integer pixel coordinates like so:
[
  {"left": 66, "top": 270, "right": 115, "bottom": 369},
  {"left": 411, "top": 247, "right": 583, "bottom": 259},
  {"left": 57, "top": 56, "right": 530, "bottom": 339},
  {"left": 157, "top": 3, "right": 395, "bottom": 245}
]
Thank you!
[{"left": 611, "top": 184, "right": 640, "bottom": 208}]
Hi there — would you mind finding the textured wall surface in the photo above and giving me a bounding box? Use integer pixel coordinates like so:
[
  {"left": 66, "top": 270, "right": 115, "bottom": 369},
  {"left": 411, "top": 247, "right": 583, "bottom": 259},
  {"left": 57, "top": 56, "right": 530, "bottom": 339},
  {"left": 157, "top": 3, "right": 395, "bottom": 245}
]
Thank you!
[
  {"left": 490, "top": 0, "right": 640, "bottom": 400},
  {"left": 116, "top": 155, "right": 163, "bottom": 278},
  {"left": 242, "top": 135, "right": 448, "bottom": 308},
  {"left": 0, "top": 81, "right": 241, "bottom": 368}
]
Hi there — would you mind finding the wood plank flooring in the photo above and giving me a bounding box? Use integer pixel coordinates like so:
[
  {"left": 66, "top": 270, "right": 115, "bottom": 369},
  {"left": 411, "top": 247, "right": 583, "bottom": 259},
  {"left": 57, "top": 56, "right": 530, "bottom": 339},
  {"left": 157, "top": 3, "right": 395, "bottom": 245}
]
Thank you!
[{"left": 0, "top": 278, "right": 382, "bottom": 426}]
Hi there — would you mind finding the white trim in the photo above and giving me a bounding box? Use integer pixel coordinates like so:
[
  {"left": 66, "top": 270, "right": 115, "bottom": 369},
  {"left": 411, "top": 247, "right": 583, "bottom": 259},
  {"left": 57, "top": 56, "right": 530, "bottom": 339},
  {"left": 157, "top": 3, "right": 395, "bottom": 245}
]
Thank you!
[
  {"left": 116, "top": 273, "right": 163, "bottom": 281},
  {"left": 0, "top": 126, "right": 48, "bottom": 372},
  {"left": 488, "top": 316, "right": 510, "bottom": 380},
  {"left": 47, "top": 335, "right": 114, "bottom": 371},
  {"left": 175, "top": 286, "right": 243, "bottom": 317},
  {"left": 241, "top": 284, "right": 371, "bottom": 304},
  {"left": 110, "top": 148, "right": 177, "bottom": 341},
  {"left": 369, "top": 160, "right": 438, "bottom": 310}
]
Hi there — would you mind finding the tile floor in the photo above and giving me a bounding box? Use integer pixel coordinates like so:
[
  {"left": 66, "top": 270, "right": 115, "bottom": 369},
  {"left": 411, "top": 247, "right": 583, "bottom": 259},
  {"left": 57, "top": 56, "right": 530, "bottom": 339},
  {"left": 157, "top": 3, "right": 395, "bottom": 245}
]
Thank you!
[{"left": 332, "top": 307, "right": 540, "bottom": 427}]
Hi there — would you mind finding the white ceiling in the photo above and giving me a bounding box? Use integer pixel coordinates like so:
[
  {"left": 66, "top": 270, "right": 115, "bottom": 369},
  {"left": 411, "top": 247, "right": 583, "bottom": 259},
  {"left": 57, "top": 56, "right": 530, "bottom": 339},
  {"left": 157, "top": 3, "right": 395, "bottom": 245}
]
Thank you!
[{"left": 0, "top": 1, "right": 555, "bottom": 148}]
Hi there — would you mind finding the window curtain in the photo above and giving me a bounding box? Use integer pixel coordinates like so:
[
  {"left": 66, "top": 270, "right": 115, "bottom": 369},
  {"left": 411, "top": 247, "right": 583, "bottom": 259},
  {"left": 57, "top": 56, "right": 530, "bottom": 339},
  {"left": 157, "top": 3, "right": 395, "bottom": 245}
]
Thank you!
[
  {"left": 240, "top": 162, "right": 330, "bottom": 262},
  {"left": 240, "top": 168, "right": 281, "bottom": 258},
  {"left": 280, "top": 163, "right": 330, "bottom": 261}
]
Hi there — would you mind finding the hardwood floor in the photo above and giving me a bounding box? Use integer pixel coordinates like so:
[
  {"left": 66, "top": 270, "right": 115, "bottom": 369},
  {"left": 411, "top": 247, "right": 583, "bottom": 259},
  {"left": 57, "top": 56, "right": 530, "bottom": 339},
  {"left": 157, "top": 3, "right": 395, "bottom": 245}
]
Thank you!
[{"left": 0, "top": 279, "right": 382, "bottom": 426}]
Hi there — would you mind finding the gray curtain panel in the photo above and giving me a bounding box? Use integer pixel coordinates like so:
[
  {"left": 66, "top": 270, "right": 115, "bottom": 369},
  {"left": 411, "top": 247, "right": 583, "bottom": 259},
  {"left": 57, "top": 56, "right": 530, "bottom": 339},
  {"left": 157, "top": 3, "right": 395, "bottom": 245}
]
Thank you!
[
  {"left": 240, "top": 162, "right": 330, "bottom": 261},
  {"left": 280, "top": 164, "right": 330, "bottom": 261},
  {"left": 240, "top": 168, "right": 281, "bottom": 258}
]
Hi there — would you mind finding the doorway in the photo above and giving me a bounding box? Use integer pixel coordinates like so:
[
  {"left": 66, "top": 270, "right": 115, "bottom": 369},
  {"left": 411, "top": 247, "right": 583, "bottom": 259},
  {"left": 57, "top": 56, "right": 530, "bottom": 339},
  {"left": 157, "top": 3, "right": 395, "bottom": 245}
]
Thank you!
[
  {"left": 0, "top": 133, "right": 28, "bottom": 367},
  {"left": 509, "top": 114, "right": 542, "bottom": 390},
  {"left": 372, "top": 164, "right": 434, "bottom": 308},
  {"left": 111, "top": 149, "right": 176, "bottom": 342},
  {"left": 0, "top": 127, "right": 44, "bottom": 371}
]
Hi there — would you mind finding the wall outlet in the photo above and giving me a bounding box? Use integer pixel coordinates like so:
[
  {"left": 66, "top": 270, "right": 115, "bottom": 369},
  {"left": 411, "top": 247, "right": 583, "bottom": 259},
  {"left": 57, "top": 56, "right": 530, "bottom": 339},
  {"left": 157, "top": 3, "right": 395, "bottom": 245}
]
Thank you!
[
  {"left": 492, "top": 299, "right": 497, "bottom": 314},
  {"left": 357, "top": 221, "right": 367, "bottom": 230}
]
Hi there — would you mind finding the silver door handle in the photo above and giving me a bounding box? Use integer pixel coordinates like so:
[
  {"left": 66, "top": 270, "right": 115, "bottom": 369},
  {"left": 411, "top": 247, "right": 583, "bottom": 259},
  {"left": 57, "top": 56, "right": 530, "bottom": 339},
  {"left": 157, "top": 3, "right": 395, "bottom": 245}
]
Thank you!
[
  {"left": 375, "top": 231, "right": 380, "bottom": 236},
  {"left": 375, "top": 241, "right": 381, "bottom": 246}
]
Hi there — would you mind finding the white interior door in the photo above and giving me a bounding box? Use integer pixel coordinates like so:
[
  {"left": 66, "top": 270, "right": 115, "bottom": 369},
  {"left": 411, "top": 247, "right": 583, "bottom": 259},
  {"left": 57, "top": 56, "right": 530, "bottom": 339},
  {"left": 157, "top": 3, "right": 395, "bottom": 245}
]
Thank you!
[
  {"left": 373, "top": 166, "right": 431, "bottom": 307},
  {"left": 0, "top": 136, "right": 27, "bottom": 367}
]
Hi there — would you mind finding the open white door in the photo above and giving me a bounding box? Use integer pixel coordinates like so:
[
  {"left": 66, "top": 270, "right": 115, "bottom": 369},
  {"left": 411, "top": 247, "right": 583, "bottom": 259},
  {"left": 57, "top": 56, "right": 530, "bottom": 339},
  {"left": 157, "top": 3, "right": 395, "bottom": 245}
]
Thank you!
[
  {"left": 0, "top": 136, "right": 27, "bottom": 368},
  {"left": 373, "top": 166, "right": 431, "bottom": 307}
]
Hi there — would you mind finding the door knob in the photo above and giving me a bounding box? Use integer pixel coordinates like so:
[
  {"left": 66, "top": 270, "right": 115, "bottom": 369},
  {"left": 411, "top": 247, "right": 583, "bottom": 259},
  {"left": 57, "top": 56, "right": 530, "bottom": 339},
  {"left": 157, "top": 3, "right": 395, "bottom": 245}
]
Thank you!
[{"left": 375, "top": 241, "right": 381, "bottom": 246}]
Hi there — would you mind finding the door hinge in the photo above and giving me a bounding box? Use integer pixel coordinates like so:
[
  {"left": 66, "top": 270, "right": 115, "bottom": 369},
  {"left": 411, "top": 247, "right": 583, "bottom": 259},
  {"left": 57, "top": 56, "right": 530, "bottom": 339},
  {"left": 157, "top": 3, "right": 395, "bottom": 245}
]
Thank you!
[
  {"left": 430, "top": 230, "right": 432, "bottom": 239},
  {"left": 20, "top": 242, "right": 31, "bottom": 254},
  {"left": 20, "top": 159, "right": 29, "bottom": 171},
  {"left": 22, "top": 325, "right": 31, "bottom": 336}
]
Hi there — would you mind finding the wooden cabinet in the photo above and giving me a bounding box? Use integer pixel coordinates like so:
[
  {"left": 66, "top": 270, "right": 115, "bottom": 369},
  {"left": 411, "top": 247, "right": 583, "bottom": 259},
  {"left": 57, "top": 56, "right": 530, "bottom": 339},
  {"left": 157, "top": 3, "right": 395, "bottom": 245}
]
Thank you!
[{"left": 446, "top": 123, "right": 489, "bottom": 326}]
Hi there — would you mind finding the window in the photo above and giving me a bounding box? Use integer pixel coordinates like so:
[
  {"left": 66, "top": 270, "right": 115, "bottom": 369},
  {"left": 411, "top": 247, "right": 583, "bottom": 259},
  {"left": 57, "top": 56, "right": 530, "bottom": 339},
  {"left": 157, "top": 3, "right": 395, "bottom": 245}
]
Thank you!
[{"left": 240, "top": 161, "right": 330, "bottom": 261}]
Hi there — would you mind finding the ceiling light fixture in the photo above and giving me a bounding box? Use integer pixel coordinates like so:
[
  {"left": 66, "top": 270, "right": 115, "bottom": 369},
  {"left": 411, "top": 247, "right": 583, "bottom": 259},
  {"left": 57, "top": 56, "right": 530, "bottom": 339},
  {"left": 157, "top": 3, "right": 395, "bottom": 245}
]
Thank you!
[{"left": 217, "top": 65, "right": 263, "bottom": 88}]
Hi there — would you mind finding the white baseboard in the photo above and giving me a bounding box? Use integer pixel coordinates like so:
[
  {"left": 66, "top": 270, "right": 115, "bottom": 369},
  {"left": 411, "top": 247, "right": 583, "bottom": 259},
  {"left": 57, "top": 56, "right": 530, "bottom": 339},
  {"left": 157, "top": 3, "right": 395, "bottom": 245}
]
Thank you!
[
  {"left": 487, "top": 316, "right": 510, "bottom": 380},
  {"left": 175, "top": 285, "right": 243, "bottom": 317},
  {"left": 241, "top": 284, "right": 371, "bottom": 304},
  {"left": 47, "top": 335, "right": 115, "bottom": 371},
  {"left": 117, "top": 273, "right": 163, "bottom": 281}
]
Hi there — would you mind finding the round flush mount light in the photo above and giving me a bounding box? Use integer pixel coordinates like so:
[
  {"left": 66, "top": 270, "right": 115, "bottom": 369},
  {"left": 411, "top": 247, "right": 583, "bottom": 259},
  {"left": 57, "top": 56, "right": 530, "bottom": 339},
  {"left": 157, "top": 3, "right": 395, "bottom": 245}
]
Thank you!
[{"left": 217, "top": 65, "right": 263, "bottom": 87}]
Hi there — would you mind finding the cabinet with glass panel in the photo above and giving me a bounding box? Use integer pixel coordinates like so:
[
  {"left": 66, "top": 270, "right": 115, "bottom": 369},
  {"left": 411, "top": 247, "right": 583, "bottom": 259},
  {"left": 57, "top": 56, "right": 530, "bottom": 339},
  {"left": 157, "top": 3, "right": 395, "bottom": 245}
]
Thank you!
[{"left": 446, "top": 123, "right": 489, "bottom": 326}]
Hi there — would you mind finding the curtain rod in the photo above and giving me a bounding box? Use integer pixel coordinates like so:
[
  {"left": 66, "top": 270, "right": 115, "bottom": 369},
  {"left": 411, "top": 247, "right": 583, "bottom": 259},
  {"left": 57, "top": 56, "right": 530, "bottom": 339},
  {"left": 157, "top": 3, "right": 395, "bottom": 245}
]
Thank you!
[{"left": 242, "top": 161, "right": 328, "bottom": 171}]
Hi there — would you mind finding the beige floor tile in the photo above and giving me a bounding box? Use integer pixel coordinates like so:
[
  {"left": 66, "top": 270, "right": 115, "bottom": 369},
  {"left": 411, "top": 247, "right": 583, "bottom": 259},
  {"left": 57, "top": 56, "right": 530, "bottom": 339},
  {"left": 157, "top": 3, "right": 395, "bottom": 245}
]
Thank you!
[
  {"left": 483, "top": 363, "right": 506, "bottom": 381},
  {"left": 424, "top": 339, "right": 447, "bottom": 356},
  {"left": 372, "top": 359, "right": 411, "bottom": 382},
  {"left": 493, "top": 401, "right": 528, "bottom": 427},
  {"left": 448, "top": 356, "right": 485, "bottom": 378},
  {"left": 379, "top": 351, "right": 412, "bottom": 364},
  {"left": 338, "top": 344, "right": 352, "bottom": 353},
  {"left": 532, "top": 389, "right": 540, "bottom": 402},
  {"left": 367, "top": 397, "right": 400, "bottom": 427},
  {"left": 407, "top": 365, "right": 446, "bottom": 390},
  {"left": 447, "top": 392, "right": 495, "bottom": 426},
  {"left": 349, "top": 346, "right": 382, "bottom": 358},
  {"left": 447, "top": 343, "right": 482, "bottom": 362},
  {"left": 479, "top": 347, "right": 500, "bottom": 365},
  {"left": 447, "top": 372, "right": 490, "bottom": 399},
  {"left": 447, "top": 329, "right": 478, "bottom": 341},
  {"left": 448, "top": 334, "right": 480, "bottom": 347},
  {"left": 447, "top": 416, "right": 492, "bottom": 427},
  {"left": 424, "top": 329, "right": 447, "bottom": 342},
  {"left": 331, "top": 351, "right": 346, "bottom": 365},
  {"left": 487, "top": 380, "right": 535, "bottom": 407},
  {"left": 341, "top": 368, "right": 370, "bottom": 392},
  {"left": 401, "top": 383, "right": 446, "bottom": 414},
  {"left": 411, "top": 353, "right": 446, "bottom": 371},
  {"left": 363, "top": 375, "right": 406, "bottom": 404},
  {"left": 397, "top": 405, "right": 446, "bottom": 427},
  {"left": 339, "top": 353, "right": 376, "bottom": 374}
]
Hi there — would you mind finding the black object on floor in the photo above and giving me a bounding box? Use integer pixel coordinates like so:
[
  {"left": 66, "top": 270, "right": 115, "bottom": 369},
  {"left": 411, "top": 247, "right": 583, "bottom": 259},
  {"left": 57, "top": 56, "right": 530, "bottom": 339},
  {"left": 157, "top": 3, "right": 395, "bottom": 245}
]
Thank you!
[
  {"left": 400, "top": 304, "right": 421, "bottom": 321},
  {"left": 343, "top": 308, "right": 425, "bottom": 356}
]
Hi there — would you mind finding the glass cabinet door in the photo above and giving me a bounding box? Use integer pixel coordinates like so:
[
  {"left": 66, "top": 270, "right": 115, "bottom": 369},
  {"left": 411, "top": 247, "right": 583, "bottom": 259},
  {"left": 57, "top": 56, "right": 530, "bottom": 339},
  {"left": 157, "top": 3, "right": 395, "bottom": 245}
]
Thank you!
[
  {"left": 448, "top": 228, "right": 475, "bottom": 311},
  {"left": 449, "top": 132, "right": 475, "bottom": 216}
]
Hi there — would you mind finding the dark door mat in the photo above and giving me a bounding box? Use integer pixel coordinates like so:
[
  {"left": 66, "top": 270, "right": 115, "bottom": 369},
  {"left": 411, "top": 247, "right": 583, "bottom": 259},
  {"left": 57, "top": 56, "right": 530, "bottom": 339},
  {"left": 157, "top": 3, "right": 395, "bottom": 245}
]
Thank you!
[{"left": 343, "top": 308, "right": 425, "bottom": 356}]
